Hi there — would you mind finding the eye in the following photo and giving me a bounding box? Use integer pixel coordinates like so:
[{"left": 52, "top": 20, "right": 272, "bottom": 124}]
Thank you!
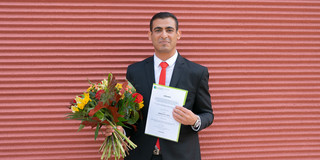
[
  {"left": 154, "top": 29, "right": 161, "bottom": 33},
  {"left": 166, "top": 29, "right": 174, "bottom": 33}
]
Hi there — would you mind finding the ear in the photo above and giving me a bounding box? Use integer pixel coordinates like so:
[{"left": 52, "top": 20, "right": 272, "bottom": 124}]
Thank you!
[
  {"left": 177, "top": 30, "right": 181, "bottom": 40},
  {"left": 148, "top": 31, "right": 152, "bottom": 40}
]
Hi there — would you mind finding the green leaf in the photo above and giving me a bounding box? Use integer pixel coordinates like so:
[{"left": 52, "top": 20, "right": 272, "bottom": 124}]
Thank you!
[
  {"left": 127, "top": 110, "right": 139, "bottom": 125},
  {"left": 94, "top": 123, "right": 100, "bottom": 140},
  {"left": 103, "top": 109, "right": 113, "bottom": 119},
  {"left": 116, "top": 121, "right": 126, "bottom": 127},
  {"left": 117, "top": 117, "right": 127, "bottom": 122},
  {"left": 121, "top": 124, "right": 131, "bottom": 129},
  {"left": 117, "top": 102, "right": 128, "bottom": 115},
  {"left": 107, "top": 73, "right": 112, "bottom": 83},
  {"left": 77, "top": 124, "right": 85, "bottom": 132},
  {"left": 89, "top": 91, "right": 96, "bottom": 100},
  {"left": 95, "top": 110, "right": 104, "bottom": 120}
]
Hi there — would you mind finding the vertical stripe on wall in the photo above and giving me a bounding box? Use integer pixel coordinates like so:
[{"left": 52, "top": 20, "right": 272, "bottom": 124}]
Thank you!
[{"left": 0, "top": 0, "right": 319, "bottom": 160}]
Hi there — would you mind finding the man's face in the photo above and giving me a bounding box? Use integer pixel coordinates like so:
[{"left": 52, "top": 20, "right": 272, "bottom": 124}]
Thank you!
[{"left": 148, "top": 17, "right": 181, "bottom": 55}]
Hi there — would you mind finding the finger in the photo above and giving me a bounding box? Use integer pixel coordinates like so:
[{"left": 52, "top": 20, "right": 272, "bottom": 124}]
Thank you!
[
  {"left": 174, "top": 107, "right": 198, "bottom": 125},
  {"left": 175, "top": 106, "right": 193, "bottom": 116},
  {"left": 105, "top": 125, "right": 115, "bottom": 137},
  {"left": 105, "top": 129, "right": 113, "bottom": 132},
  {"left": 116, "top": 126, "right": 124, "bottom": 133},
  {"left": 173, "top": 107, "right": 186, "bottom": 117},
  {"left": 172, "top": 112, "right": 183, "bottom": 123},
  {"left": 173, "top": 110, "right": 187, "bottom": 124},
  {"left": 105, "top": 125, "right": 113, "bottom": 129},
  {"left": 105, "top": 126, "right": 114, "bottom": 131},
  {"left": 105, "top": 131, "right": 113, "bottom": 137},
  {"left": 172, "top": 110, "right": 180, "bottom": 120},
  {"left": 175, "top": 106, "right": 185, "bottom": 112}
]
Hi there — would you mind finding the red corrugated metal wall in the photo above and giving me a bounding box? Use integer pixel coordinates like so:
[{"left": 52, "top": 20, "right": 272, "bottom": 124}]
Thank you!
[{"left": 1, "top": 0, "right": 320, "bottom": 160}]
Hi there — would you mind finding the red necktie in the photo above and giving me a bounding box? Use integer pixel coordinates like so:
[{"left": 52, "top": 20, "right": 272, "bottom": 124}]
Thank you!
[
  {"left": 156, "top": 62, "right": 168, "bottom": 150},
  {"left": 159, "top": 62, "right": 168, "bottom": 86}
]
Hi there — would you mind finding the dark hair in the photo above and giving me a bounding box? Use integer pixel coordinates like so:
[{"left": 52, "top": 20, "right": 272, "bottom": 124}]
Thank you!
[{"left": 149, "top": 12, "right": 179, "bottom": 32}]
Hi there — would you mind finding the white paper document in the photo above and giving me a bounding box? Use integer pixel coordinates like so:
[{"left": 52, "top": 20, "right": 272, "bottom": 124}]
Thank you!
[{"left": 145, "top": 84, "right": 188, "bottom": 142}]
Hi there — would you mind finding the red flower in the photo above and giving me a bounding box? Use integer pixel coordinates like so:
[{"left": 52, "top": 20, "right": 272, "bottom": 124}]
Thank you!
[
  {"left": 95, "top": 90, "right": 105, "bottom": 100},
  {"left": 132, "top": 93, "right": 143, "bottom": 103}
]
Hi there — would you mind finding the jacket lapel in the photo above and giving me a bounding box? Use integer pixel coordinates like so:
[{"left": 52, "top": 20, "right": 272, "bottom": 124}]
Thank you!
[
  {"left": 170, "top": 54, "right": 185, "bottom": 88},
  {"left": 144, "top": 56, "right": 155, "bottom": 91}
]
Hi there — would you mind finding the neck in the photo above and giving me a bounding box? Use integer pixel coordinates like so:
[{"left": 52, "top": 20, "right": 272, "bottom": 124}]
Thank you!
[{"left": 155, "top": 50, "right": 176, "bottom": 61}]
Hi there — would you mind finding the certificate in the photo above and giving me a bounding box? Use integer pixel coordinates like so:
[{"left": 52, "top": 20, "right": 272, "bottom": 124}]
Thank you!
[{"left": 145, "top": 84, "right": 188, "bottom": 142}]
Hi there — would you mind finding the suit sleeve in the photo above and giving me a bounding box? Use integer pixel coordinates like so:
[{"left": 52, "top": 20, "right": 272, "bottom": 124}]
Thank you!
[
  {"left": 124, "top": 65, "right": 136, "bottom": 137},
  {"left": 194, "top": 67, "right": 214, "bottom": 131}
]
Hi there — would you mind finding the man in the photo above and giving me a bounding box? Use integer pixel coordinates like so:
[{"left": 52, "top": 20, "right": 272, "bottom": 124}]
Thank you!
[{"left": 106, "top": 12, "right": 214, "bottom": 160}]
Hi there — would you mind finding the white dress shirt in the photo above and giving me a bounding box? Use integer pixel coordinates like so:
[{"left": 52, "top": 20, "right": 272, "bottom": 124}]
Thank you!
[{"left": 154, "top": 51, "right": 178, "bottom": 86}]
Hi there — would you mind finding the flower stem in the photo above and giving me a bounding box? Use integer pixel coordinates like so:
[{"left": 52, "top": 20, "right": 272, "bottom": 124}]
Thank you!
[{"left": 97, "top": 119, "right": 137, "bottom": 160}]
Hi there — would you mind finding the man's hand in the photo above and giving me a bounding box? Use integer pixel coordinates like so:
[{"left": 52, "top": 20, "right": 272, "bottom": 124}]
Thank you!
[
  {"left": 105, "top": 125, "right": 124, "bottom": 137},
  {"left": 172, "top": 106, "right": 197, "bottom": 126}
]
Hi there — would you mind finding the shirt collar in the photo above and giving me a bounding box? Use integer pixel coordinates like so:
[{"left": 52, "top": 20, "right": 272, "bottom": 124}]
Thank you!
[{"left": 154, "top": 50, "right": 178, "bottom": 67}]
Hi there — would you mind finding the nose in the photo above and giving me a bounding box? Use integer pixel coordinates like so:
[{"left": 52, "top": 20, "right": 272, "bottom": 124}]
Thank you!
[{"left": 160, "top": 30, "right": 168, "bottom": 38}]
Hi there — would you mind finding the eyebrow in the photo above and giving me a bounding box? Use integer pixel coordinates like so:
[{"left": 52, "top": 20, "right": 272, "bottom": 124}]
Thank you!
[{"left": 153, "top": 26, "right": 175, "bottom": 30}]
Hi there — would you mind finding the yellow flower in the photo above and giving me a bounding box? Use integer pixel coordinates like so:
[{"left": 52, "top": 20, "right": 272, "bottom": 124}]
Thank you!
[
  {"left": 76, "top": 100, "right": 85, "bottom": 110},
  {"left": 75, "top": 93, "right": 91, "bottom": 110},
  {"left": 71, "top": 106, "right": 79, "bottom": 113},
  {"left": 86, "top": 85, "right": 93, "bottom": 93},
  {"left": 115, "top": 83, "right": 122, "bottom": 90},
  {"left": 115, "top": 83, "right": 125, "bottom": 99},
  {"left": 138, "top": 101, "right": 144, "bottom": 109}
]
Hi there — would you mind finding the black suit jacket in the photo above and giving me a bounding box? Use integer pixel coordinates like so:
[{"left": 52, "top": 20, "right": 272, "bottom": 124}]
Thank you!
[{"left": 125, "top": 54, "right": 214, "bottom": 160}]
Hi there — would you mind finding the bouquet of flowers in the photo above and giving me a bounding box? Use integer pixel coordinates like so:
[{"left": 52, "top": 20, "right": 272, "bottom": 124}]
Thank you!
[{"left": 67, "top": 73, "right": 144, "bottom": 160}]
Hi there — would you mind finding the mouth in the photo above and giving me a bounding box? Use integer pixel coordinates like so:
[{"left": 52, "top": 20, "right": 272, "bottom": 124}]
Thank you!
[{"left": 159, "top": 41, "right": 169, "bottom": 44}]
